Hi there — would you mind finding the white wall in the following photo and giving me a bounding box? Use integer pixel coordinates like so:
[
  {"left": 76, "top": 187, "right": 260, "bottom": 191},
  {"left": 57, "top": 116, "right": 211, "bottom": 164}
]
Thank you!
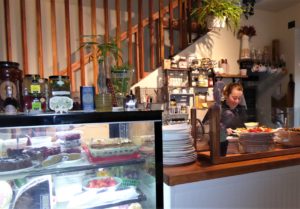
[{"left": 164, "top": 165, "right": 300, "bottom": 209}]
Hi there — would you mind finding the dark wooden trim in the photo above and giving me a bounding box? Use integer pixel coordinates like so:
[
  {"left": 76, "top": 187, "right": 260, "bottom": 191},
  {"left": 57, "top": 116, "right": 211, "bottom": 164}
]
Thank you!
[
  {"left": 135, "top": 32, "right": 140, "bottom": 82},
  {"left": 36, "top": 0, "right": 44, "bottom": 77},
  {"left": 159, "top": 0, "right": 164, "bottom": 66},
  {"left": 20, "top": 0, "right": 28, "bottom": 75},
  {"left": 138, "top": 0, "right": 144, "bottom": 79},
  {"left": 78, "top": 0, "right": 85, "bottom": 86},
  {"left": 149, "top": 0, "right": 155, "bottom": 71},
  {"left": 127, "top": 0, "right": 133, "bottom": 66},
  {"left": 104, "top": 0, "right": 109, "bottom": 43},
  {"left": 169, "top": 0, "right": 174, "bottom": 56},
  {"left": 51, "top": 0, "right": 58, "bottom": 75},
  {"left": 64, "top": 0, "right": 73, "bottom": 90},
  {"left": 4, "top": 0, "right": 12, "bottom": 61},
  {"left": 91, "top": 0, "right": 98, "bottom": 92},
  {"left": 178, "top": 0, "right": 183, "bottom": 49},
  {"left": 164, "top": 153, "right": 300, "bottom": 186},
  {"left": 115, "top": 0, "right": 121, "bottom": 65}
]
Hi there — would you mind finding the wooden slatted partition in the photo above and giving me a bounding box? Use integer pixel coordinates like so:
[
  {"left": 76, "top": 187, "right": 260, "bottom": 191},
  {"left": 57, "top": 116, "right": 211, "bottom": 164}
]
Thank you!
[
  {"left": 4, "top": 0, "right": 12, "bottom": 61},
  {"left": 115, "top": 0, "right": 121, "bottom": 65},
  {"left": 1, "top": 0, "right": 199, "bottom": 93},
  {"left": 51, "top": 0, "right": 58, "bottom": 75},
  {"left": 169, "top": 0, "right": 174, "bottom": 56},
  {"left": 149, "top": 0, "right": 155, "bottom": 71},
  {"left": 91, "top": 0, "right": 98, "bottom": 92},
  {"left": 20, "top": 0, "right": 28, "bottom": 75},
  {"left": 78, "top": 0, "right": 85, "bottom": 86},
  {"left": 36, "top": 0, "right": 44, "bottom": 77},
  {"left": 138, "top": 0, "right": 144, "bottom": 79},
  {"left": 159, "top": 0, "right": 164, "bottom": 66},
  {"left": 64, "top": 0, "right": 73, "bottom": 91},
  {"left": 127, "top": 0, "right": 133, "bottom": 67}
]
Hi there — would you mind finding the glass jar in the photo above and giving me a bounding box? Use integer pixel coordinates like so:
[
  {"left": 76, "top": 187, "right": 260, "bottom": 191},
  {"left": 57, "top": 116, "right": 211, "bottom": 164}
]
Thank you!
[
  {"left": 0, "top": 61, "right": 23, "bottom": 112},
  {"left": 49, "top": 75, "right": 71, "bottom": 97}
]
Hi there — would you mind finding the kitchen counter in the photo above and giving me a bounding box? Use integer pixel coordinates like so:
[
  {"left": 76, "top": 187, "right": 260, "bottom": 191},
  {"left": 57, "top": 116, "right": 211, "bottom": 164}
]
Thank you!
[{"left": 164, "top": 152, "right": 300, "bottom": 186}]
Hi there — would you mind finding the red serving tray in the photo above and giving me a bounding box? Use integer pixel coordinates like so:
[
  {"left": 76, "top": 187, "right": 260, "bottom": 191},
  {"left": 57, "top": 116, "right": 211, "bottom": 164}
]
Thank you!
[{"left": 82, "top": 144, "right": 141, "bottom": 163}]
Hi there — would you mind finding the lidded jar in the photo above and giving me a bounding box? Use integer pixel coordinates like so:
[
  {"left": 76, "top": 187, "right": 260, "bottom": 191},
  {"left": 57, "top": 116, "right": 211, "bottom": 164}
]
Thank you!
[
  {"left": 0, "top": 61, "right": 23, "bottom": 112},
  {"left": 49, "top": 75, "right": 71, "bottom": 97}
]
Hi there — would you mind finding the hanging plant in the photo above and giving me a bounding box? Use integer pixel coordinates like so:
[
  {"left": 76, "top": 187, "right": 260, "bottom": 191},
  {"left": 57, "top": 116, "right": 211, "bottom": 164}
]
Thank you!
[
  {"left": 242, "top": 0, "right": 256, "bottom": 19},
  {"left": 191, "top": 0, "right": 244, "bottom": 31}
]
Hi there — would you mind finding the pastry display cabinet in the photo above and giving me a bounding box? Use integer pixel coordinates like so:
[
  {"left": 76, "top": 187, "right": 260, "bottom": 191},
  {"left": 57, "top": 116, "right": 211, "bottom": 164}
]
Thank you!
[{"left": 0, "top": 111, "right": 163, "bottom": 209}]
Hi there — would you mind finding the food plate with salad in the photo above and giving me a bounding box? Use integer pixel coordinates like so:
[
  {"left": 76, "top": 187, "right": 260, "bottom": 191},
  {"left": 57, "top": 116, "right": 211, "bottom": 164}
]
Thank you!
[{"left": 235, "top": 127, "right": 277, "bottom": 136}]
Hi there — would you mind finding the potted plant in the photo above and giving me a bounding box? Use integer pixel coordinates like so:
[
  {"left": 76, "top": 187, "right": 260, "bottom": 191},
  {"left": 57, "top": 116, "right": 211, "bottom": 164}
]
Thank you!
[
  {"left": 80, "top": 35, "right": 123, "bottom": 110},
  {"left": 191, "top": 0, "right": 244, "bottom": 30},
  {"left": 80, "top": 35, "right": 121, "bottom": 93}
]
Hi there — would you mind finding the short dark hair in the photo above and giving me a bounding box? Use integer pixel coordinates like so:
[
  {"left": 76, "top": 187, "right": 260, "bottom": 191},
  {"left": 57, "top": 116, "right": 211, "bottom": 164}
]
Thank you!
[{"left": 223, "top": 83, "right": 243, "bottom": 98}]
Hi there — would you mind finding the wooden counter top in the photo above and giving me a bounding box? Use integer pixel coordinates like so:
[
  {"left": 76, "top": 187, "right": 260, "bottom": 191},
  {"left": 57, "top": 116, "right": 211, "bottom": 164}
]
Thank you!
[{"left": 163, "top": 153, "right": 300, "bottom": 186}]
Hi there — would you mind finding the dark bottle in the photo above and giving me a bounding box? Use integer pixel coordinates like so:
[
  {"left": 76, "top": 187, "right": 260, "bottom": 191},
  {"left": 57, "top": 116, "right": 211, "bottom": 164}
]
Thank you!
[
  {"left": 4, "top": 86, "right": 18, "bottom": 114},
  {"left": 208, "top": 68, "right": 215, "bottom": 87},
  {"left": 287, "top": 73, "right": 295, "bottom": 107},
  {"left": 22, "top": 87, "right": 32, "bottom": 113}
]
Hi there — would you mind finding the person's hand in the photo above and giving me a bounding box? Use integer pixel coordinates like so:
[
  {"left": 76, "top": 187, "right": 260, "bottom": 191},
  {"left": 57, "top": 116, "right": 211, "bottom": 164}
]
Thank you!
[{"left": 226, "top": 128, "right": 233, "bottom": 135}]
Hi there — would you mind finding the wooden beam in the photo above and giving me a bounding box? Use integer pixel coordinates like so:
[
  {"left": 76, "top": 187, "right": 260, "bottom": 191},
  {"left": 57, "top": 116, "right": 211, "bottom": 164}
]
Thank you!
[
  {"left": 91, "top": 0, "right": 98, "bottom": 92},
  {"left": 4, "top": 0, "right": 12, "bottom": 61},
  {"left": 104, "top": 0, "right": 109, "bottom": 43},
  {"left": 138, "top": 0, "right": 144, "bottom": 79},
  {"left": 64, "top": 0, "right": 73, "bottom": 90},
  {"left": 20, "top": 0, "right": 28, "bottom": 74},
  {"left": 36, "top": 0, "right": 44, "bottom": 77},
  {"left": 127, "top": 0, "right": 133, "bottom": 66},
  {"left": 78, "top": 0, "right": 85, "bottom": 86},
  {"left": 187, "top": 0, "right": 192, "bottom": 44},
  {"left": 159, "top": 0, "right": 164, "bottom": 65},
  {"left": 115, "top": 0, "right": 121, "bottom": 65},
  {"left": 169, "top": 0, "right": 174, "bottom": 56},
  {"left": 149, "top": 0, "right": 155, "bottom": 71},
  {"left": 50, "top": 0, "right": 58, "bottom": 75},
  {"left": 179, "top": 0, "right": 183, "bottom": 49},
  {"left": 134, "top": 32, "right": 140, "bottom": 82}
]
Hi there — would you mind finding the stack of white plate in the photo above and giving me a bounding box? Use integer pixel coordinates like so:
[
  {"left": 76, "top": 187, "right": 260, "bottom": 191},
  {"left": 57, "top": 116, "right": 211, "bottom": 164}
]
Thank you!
[{"left": 162, "top": 123, "right": 197, "bottom": 166}]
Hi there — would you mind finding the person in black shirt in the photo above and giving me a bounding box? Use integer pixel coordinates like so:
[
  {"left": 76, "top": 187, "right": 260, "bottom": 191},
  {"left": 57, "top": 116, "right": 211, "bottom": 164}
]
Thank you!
[{"left": 220, "top": 82, "right": 247, "bottom": 155}]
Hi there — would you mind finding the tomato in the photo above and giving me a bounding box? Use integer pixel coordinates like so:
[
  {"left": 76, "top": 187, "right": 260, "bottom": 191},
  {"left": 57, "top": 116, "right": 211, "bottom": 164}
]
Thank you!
[{"left": 87, "top": 177, "right": 117, "bottom": 188}]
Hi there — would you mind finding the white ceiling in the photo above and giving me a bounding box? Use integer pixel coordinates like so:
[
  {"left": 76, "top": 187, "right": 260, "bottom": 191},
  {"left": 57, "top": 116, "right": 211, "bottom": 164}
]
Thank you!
[{"left": 255, "top": 0, "right": 300, "bottom": 12}]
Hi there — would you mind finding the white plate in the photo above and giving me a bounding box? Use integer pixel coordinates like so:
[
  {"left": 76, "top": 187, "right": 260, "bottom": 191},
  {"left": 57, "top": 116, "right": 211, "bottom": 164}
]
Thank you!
[
  {"left": 163, "top": 156, "right": 196, "bottom": 165},
  {"left": 163, "top": 124, "right": 191, "bottom": 131},
  {"left": 163, "top": 133, "right": 191, "bottom": 141}
]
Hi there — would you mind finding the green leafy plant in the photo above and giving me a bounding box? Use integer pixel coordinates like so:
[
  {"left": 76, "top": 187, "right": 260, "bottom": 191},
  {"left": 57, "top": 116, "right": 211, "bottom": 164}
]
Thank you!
[
  {"left": 80, "top": 35, "right": 123, "bottom": 93},
  {"left": 191, "top": 0, "right": 244, "bottom": 31},
  {"left": 80, "top": 35, "right": 121, "bottom": 64}
]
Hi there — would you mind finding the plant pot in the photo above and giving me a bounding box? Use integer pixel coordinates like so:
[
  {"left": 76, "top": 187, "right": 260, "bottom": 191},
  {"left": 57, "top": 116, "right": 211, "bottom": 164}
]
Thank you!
[
  {"left": 95, "top": 93, "right": 112, "bottom": 112},
  {"left": 206, "top": 15, "right": 226, "bottom": 29},
  {"left": 240, "top": 35, "right": 251, "bottom": 59}
]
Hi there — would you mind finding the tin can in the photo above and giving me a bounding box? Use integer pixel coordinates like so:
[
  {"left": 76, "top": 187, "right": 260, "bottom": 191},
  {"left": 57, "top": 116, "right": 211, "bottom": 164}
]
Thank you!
[{"left": 80, "top": 86, "right": 95, "bottom": 111}]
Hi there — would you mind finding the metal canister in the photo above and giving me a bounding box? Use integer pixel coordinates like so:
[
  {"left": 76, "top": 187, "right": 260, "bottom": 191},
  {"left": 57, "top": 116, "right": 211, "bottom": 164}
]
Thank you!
[{"left": 80, "top": 86, "right": 95, "bottom": 111}]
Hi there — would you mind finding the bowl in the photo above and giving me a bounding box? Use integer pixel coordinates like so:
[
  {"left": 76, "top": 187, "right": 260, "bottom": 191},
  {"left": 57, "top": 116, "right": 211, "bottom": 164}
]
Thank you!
[
  {"left": 82, "top": 176, "right": 122, "bottom": 192},
  {"left": 244, "top": 122, "right": 259, "bottom": 129}
]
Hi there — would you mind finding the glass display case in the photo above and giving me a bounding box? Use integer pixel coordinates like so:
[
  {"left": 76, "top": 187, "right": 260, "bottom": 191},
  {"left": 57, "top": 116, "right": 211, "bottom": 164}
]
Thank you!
[{"left": 0, "top": 111, "right": 163, "bottom": 209}]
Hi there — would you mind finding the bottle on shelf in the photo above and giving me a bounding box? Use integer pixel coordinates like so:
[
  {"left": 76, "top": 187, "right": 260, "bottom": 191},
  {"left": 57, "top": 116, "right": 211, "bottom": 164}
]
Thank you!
[
  {"left": 287, "top": 73, "right": 295, "bottom": 107},
  {"left": 4, "top": 85, "right": 18, "bottom": 114},
  {"left": 22, "top": 87, "right": 32, "bottom": 113}
]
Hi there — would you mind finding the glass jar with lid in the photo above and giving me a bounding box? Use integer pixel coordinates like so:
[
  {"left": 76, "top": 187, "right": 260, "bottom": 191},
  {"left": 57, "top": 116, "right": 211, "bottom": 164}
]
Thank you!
[
  {"left": 49, "top": 75, "right": 71, "bottom": 97},
  {"left": 0, "top": 61, "right": 23, "bottom": 112}
]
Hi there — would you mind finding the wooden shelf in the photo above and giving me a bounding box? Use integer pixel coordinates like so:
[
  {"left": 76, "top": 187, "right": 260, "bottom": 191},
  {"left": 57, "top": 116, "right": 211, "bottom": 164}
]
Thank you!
[{"left": 215, "top": 73, "right": 248, "bottom": 79}]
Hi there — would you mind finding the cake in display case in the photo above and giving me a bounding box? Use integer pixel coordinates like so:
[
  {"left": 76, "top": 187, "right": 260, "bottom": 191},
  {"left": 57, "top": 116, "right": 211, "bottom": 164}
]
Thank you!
[{"left": 0, "top": 111, "right": 163, "bottom": 209}]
